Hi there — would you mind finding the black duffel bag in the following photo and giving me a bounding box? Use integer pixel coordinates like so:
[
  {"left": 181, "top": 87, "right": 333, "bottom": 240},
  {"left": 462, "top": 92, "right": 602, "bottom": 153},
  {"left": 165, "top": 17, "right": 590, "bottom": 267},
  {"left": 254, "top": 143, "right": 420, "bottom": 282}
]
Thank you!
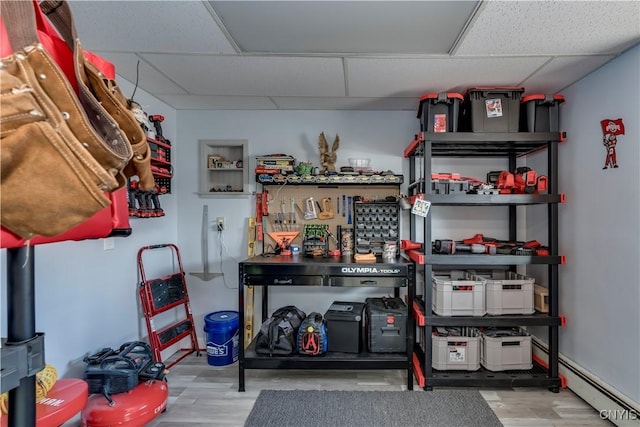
[{"left": 255, "top": 305, "right": 306, "bottom": 356}]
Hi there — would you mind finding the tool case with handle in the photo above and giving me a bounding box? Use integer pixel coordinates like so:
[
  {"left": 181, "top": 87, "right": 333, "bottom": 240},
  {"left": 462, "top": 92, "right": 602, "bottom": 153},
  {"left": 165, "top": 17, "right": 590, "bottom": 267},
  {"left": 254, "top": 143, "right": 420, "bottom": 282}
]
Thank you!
[{"left": 365, "top": 297, "right": 407, "bottom": 353}]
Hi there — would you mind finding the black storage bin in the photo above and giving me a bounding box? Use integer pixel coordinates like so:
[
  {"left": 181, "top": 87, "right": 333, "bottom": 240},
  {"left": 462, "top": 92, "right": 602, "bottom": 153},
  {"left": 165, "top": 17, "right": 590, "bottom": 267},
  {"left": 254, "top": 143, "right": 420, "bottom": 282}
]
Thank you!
[
  {"left": 520, "top": 94, "right": 565, "bottom": 132},
  {"left": 417, "top": 92, "right": 463, "bottom": 133},
  {"left": 461, "top": 87, "right": 524, "bottom": 132},
  {"left": 324, "top": 301, "right": 365, "bottom": 353},
  {"left": 365, "top": 297, "right": 407, "bottom": 353}
]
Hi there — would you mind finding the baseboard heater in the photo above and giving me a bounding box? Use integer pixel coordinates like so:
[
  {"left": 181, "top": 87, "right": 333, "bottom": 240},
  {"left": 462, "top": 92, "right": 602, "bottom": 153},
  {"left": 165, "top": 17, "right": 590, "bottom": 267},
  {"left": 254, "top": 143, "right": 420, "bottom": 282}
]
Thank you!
[{"left": 532, "top": 337, "right": 639, "bottom": 427}]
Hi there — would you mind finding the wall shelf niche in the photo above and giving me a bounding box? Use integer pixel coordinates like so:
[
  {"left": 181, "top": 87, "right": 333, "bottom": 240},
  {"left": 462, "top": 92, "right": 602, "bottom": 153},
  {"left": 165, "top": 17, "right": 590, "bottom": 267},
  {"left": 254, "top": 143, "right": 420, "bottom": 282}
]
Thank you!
[{"left": 198, "top": 139, "right": 250, "bottom": 197}]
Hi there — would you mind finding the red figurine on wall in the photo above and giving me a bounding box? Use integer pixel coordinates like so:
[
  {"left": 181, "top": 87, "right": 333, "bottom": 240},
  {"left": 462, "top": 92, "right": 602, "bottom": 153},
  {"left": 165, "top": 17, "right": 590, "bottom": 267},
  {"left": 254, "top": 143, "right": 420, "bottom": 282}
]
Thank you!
[{"left": 601, "top": 118, "right": 625, "bottom": 169}]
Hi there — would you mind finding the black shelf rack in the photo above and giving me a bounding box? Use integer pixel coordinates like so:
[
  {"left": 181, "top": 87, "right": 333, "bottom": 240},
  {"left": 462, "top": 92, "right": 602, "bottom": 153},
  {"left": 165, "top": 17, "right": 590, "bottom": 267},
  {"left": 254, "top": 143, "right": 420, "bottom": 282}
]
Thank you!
[
  {"left": 238, "top": 256, "right": 415, "bottom": 392},
  {"left": 413, "top": 296, "right": 562, "bottom": 327},
  {"left": 243, "top": 339, "right": 408, "bottom": 370},
  {"left": 413, "top": 344, "right": 558, "bottom": 388},
  {"left": 405, "top": 131, "right": 564, "bottom": 391}
]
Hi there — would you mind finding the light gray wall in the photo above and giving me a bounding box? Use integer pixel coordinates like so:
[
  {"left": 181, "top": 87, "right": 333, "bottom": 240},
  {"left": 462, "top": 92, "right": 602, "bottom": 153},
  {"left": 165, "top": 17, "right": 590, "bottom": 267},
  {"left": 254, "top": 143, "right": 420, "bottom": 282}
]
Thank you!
[
  {"left": 0, "top": 81, "right": 180, "bottom": 378},
  {"left": 559, "top": 44, "right": 639, "bottom": 402},
  {"left": 175, "top": 111, "right": 515, "bottom": 343},
  {"left": 175, "top": 111, "right": 416, "bottom": 335},
  {"left": 528, "top": 44, "right": 640, "bottom": 403}
]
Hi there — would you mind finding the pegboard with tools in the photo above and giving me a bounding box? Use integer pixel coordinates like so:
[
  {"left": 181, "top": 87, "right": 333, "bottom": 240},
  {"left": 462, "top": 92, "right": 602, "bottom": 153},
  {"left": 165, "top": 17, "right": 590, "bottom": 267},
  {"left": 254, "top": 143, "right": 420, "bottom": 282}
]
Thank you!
[{"left": 257, "top": 184, "right": 401, "bottom": 255}]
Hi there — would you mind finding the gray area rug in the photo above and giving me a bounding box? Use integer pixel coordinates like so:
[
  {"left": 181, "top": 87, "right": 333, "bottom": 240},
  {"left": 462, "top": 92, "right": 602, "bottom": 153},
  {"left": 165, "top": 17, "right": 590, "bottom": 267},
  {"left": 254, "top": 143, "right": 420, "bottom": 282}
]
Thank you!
[{"left": 244, "top": 389, "right": 503, "bottom": 427}]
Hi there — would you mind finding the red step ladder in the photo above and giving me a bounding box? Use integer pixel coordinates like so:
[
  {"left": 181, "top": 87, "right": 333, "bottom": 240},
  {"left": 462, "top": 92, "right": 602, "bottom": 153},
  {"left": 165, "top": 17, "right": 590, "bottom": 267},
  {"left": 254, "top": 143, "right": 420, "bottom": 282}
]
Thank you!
[{"left": 137, "top": 244, "right": 200, "bottom": 369}]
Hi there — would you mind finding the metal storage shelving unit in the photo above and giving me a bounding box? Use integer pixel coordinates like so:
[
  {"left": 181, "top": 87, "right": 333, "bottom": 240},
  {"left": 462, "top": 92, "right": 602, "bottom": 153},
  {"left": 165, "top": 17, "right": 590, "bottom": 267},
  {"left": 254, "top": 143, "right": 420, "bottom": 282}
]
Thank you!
[
  {"left": 404, "top": 131, "right": 565, "bottom": 391},
  {"left": 238, "top": 256, "right": 415, "bottom": 392}
]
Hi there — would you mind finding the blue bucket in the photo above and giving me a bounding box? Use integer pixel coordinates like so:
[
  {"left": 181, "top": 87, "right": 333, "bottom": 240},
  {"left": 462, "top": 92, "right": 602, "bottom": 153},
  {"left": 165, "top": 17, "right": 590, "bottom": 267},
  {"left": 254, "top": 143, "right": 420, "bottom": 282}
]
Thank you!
[{"left": 204, "top": 311, "right": 239, "bottom": 366}]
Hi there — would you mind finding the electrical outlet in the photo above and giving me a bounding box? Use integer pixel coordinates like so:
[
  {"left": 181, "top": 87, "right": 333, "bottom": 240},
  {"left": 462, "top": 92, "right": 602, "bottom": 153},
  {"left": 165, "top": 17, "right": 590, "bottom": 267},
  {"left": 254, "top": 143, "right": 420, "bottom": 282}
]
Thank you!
[{"left": 216, "top": 217, "right": 225, "bottom": 231}]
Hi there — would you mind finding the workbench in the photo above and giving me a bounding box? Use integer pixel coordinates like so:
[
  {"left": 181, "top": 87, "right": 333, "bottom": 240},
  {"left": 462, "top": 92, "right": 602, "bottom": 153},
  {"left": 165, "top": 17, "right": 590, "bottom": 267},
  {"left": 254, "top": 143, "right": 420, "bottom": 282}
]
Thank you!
[{"left": 238, "top": 254, "right": 415, "bottom": 391}]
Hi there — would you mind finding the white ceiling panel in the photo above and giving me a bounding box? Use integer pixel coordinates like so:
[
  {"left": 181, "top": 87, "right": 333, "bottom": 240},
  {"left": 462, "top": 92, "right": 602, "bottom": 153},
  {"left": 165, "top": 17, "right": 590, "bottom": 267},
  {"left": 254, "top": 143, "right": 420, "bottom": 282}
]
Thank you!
[
  {"left": 139, "top": 54, "right": 346, "bottom": 97},
  {"left": 346, "top": 56, "right": 551, "bottom": 97},
  {"left": 210, "top": 1, "right": 479, "bottom": 54},
  {"left": 92, "top": 52, "right": 187, "bottom": 95},
  {"left": 69, "top": 1, "right": 236, "bottom": 54},
  {"left": 456, "top": 1, "right": 640, "bottom": 56},
  {"left": 520, "top": 55, "right": 617, "bottom": 95},
  {"left": 59, "top": 1, "right": 636, "bottom": 110},
  {"left": 271, "top": 97, "right": 417, "bottom": 111},
  {"left": 155, "top": 95, "right": 277, "bottom": 110}
]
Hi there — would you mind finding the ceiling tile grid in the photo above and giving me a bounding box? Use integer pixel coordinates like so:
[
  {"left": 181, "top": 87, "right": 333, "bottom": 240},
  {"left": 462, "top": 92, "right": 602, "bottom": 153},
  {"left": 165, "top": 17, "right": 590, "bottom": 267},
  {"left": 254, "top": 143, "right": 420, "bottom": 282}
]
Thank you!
[
  {"left": 271, "top": 97, "right": 417, "bottom": 111},
  {"left": 455, "top": 0, "right": 640, "bottom": 56},
  {"left": 139, "top": 54, "right": 346, "bottom": 97},
  {"left": 70, "top": 0, "right": 236, "bottom": 54},
  {"left": 210, "top": 1, "right": 478, "bottom": 54},
  {"left": 345, "top": 56, "right": 551, "bottom": 97},
  {"left": 519, "top": 55, "right": 617, "bottom": 95},
  {"left": 92, "top": 52, "right": 188, "bottom": 96},
  {"left": 155, "top": 94, "right": 278, "bottom": 110},
  {"left": 64, "top": 1, "right": 640, "bottom": 110}
]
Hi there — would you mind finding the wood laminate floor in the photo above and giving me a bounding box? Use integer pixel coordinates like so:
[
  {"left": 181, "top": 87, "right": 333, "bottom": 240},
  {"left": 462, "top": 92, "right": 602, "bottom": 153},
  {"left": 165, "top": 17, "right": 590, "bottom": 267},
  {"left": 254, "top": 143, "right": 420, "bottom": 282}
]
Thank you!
[{"left": 142, "top": 352, "right": 611, "bottom": 427}]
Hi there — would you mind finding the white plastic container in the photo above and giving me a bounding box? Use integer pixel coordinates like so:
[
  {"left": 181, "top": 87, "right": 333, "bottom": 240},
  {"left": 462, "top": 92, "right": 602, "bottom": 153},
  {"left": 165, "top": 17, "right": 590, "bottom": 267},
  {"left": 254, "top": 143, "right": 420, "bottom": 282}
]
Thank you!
[
  {"left": 432, "top": 327, "right": 480, "bottom": 371},
  {"left": 467, "top": 270, "right": 534, "bottom": 315},
  {"left": 480, "top": 327, "right": 532, "bottom": 371},
  {"left": 432, "top": 271, "right": 486, "bottom": 316},
  {"left": 534, "top": 284, "right": 549, "bottom": 313}
]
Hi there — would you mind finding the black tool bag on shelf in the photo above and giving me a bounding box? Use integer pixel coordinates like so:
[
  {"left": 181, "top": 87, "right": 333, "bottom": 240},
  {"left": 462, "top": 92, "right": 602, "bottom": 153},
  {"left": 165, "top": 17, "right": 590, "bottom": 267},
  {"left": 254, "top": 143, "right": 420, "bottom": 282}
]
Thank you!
[
  {"left": 255, "top": 305, "right": 306, "bottom": 356},
  {"left": 83, "top": 341, "right": 163, "bottom": 402}
]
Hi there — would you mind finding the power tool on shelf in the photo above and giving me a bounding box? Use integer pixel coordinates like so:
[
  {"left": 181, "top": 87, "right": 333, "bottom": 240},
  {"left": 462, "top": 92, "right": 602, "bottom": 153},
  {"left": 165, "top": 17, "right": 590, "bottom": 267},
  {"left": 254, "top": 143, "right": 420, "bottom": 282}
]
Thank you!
[
  {"left": 487, "top": 167, "right": 548, "bottom": 194},
  {"left": 148, "top": 114, "right": 165, "bottom": 139}
]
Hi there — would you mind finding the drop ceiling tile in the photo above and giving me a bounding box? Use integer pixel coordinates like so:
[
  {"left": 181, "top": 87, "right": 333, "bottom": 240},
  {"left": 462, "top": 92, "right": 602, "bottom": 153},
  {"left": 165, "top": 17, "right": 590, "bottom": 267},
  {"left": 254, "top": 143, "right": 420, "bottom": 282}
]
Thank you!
[
  {"left": 155, "top": 95, "right": 277, "bottom": 110},
  {"left": 456, "top": 1, "right": 640, "bottom": 56},
  {"left": 346, "top": 56, "right": 550, "bottom": 98},
  {"left": 140, "top": 54, "right": 345, "bottom": 96},
  {"left": 69, "top": 1, "right": 236, "bottom": 54},
  {"left": 521, "top": 55, "right": 616, "bottom": 94},
  {"left": 211, "top": 1, "right": 478, "bottom": 54},
  {"left": 92, "top": 52, "right": 187, "bottom": 95},
  {"left": 271, "top": 97, "right": 416, "bottom": 110}
]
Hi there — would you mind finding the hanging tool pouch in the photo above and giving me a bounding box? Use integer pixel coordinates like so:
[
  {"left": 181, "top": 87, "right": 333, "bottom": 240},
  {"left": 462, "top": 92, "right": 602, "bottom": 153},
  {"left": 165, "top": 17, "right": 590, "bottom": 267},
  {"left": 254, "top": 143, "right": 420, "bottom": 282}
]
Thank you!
[
  {"left": 0, "top": 0, "right": 133, "bottom": 244},
  {"left": 255, "top": 306, "right": 306, "bottom": 356},
  {"left": 83, "top": 341, "right": 163, "bottom": 402},
  {"left": 297, "top": 312, "right": 328, "bottom": 356}
]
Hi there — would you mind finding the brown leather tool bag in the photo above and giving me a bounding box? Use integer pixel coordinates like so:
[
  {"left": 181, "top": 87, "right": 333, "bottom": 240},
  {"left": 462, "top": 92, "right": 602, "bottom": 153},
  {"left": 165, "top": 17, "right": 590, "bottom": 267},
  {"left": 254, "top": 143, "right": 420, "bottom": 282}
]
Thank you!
[
  {"left": 0, "top": 1, "right": 119, "bottom": 238},
  {"left": 40, "top": 0, "right": 155, "bottom": 190}
]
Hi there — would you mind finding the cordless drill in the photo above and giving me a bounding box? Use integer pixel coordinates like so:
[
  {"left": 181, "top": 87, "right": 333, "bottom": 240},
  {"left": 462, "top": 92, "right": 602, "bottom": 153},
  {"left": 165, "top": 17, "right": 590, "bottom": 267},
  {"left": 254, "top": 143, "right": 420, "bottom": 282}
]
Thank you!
[
  {"left": 150, "top": 192, "right": 165, "bottom": 217},
  {"left": 148, "top": 115, "right": 165, "bottom": 140}
]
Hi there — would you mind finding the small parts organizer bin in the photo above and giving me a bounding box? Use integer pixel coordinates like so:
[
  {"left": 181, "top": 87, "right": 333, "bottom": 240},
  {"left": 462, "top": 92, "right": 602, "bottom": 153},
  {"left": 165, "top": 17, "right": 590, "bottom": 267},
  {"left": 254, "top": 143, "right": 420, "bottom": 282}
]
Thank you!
[
  {"left": 461, "top": 87, "right": 525, "bottom": 133},
  {"left": 480, "top": 327, "right": 532, "bottom": 371},
  {"left": 417, "top": 92, "right": 463, "bottom": 133},
  {"left": 432, "top": 327, "right": 480, "bottom": 371},
  {"left": 432, "top": 270, "right": 486, "bottom": 316},
  {"left": 354, "top": 200, "right": 400, "bottom": 256},
  {"left": 466, "top": 270, "right": 535, "bottom": 315}
]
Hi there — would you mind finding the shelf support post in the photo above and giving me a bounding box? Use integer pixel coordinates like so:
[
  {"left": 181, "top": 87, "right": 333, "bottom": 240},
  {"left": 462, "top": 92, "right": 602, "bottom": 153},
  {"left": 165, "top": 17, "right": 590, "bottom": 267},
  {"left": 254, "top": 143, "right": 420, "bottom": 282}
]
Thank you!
[{"left": 6, "top": 246, "right": 37, "bottom": 427}]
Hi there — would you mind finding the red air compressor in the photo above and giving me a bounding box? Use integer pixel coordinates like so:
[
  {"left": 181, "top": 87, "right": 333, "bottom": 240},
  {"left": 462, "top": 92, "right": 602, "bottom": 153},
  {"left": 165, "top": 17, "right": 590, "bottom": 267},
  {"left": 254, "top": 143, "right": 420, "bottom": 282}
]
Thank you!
[{"left": 81, "top": 379, "right": 168, "bottom": 426}]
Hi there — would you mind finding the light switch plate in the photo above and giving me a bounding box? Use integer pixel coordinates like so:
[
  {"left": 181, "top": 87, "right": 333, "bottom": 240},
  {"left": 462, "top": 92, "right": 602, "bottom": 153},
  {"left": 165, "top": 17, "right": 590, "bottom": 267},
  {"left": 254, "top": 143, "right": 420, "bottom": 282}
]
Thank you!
[{"left": 103, "top": 238, "right": 115, "bottom": 251}]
